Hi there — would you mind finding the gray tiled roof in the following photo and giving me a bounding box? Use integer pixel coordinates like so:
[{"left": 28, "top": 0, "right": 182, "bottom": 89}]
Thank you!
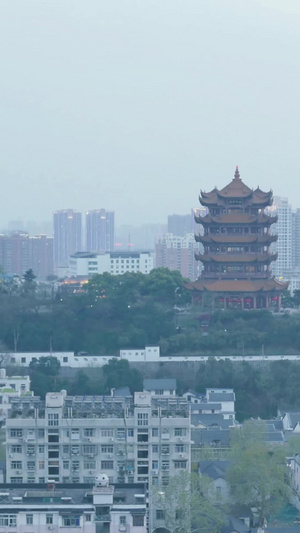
[
  {"left": 191, "top": 428, "right": 230, "bottom": 446},
  {"left": 191, "top": 413, "right": 233, "bottom": 429},
  {"left": 208, "top": 392, "right": 235, "bottom": 402},
  {"left": 198, "top": 460, "right": 231, "bottom": 480},
  {"left": 143, "top": 378, "right": 177, "bottom": 391}
]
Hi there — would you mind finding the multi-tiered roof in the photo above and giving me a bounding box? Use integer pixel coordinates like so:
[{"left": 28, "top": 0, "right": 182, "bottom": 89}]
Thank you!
[{"left": 187, "top": 167, "right": 288, "bottom": 307}]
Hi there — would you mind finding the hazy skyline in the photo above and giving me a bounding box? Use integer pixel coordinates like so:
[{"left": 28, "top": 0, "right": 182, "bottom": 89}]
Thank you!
[{"left": 1, "top": 0, "right": 300, "bottom": 227}]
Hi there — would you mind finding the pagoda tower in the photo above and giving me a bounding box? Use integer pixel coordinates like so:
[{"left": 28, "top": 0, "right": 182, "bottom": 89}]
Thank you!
[{"left": 188, "top": 167, "right": 288, "bottom": 310}]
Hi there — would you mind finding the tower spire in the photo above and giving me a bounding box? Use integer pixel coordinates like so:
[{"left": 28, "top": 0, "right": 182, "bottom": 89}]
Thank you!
[{"left": 234, "top": 165, "right": 240, "bottom": 180}]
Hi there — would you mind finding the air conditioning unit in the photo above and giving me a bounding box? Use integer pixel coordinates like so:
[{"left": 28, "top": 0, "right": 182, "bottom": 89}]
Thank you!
[
  {"left": 179, "top": 454, "right": 184, "bottom": 458},
  {"left": 108, "top": 454, "right": 112, "bottom": 458},
  {"left": 48, "top": 526, "right": 53, "bottom": 530},
  {"left": 16, "top": 471, "right": 22, "bottom": 475},
  {"left": 89, "top": 470, "right": 94, "bottom": 474},
  {"left": 110, "top": 438, "right": 114, "bottom": 441},
  {"left": 9, "top": 454, "right": 13, "bottom": 458}
]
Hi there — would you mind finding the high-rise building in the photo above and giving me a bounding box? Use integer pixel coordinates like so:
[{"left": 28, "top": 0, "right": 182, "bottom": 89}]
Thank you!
[
  {"left": 292, "top": 208, "right": 300, "bottom": 269},
  {"left": 53, "top": 210, "right": 82, "bottom": 268},
  {"left": 167, "top": 214, "right": 193, "bottom": 236},
  {"left": 155, "top": 233, "right": 200, "bottom": 280},
  {"left": 267, "top": 196, "right": 293, "bottom": 277},
  {"left": 86, "top": 210, "right": 114, "bottom": 252},
  {"left": 0, "top": 233, "right": 54, "bottom": 279},
  {"left": 187, "top": 167, "right": 288, "bottom": 309},
  {"left": 29, "top": 235, "right": 54, "bottom": 279}
]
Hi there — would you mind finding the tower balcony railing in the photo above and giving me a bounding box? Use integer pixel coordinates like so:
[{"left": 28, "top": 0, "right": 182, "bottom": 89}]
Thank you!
[{"left": 202, "top": 272, "right": 271, "bottom": 280}]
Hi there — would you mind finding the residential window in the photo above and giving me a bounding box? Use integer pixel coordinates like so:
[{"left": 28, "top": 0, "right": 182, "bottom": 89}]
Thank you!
[
  {"left": 26, "top": 514, "right": 33, "bottom": 525},
  {"left": 84, "top": 461, "right": 96, "bottom": 469},
  {"left": 152, "top": 445, "right": 158, "bottom": 453},
  {"left": 71, "top": 429, "right": 80, "bottom": 439},
  {"left": 175, "top": 444, "right": 185, "bottom": 453},
  {"left": 162, "top": 461, "right": 169, "bottom": 471},
  {"left": 38, "top": 429, "right": 45, "bottom": 438},
  {"left": 62, "top": 516, "right": 80, "bottom": 527},
  {"left": 39, "top": 445, "right": 45, "bottom": 454},
  {"left": 137, "top": 413, "right": 148, "bottom": 426},
  {"left": 127, "top": 429, "right": 134, "bottom": 437},
  {"left": 39, "top": 477, "right": 45, "bottom": 483},
  {"left": 174, "top": 428, "right": 186, "bottom": 436},
  {"left": 101, "top": 429, "right": 114, "bottom": 437},
  {"left": 152, "top": 428, "right": 158, "bottom": 437},
  {"left": 46, "top": 515, "right": 53, "bottom": 525},
  {"left": 10, "top": 477, "right": 22, "bottom": 483},
  {"left": 174, "top": 461, "right": 187, "bottom": 469},
  {"left": 48, "top": 413, "right": 59, "bottom": 426},
  {"left": 83, "top": 445, "right": 96, "bottom": 454},
  {"left": 39, "top": 461, "right": 45, "bottom": 469},
  {"left": 133, "top": 516, "right": 144, "bottom": 526},
  {"left": 71, "top": 446, "right": 80, "bottom": 455},
  {"left": 101, "top": 445, "right": 113, "bottom": 454},
  {"left": 11, "top": 461, "right": 22, "bottom": 470},
  {"left": 117, "top": 429, "right": 125, "bottom": 439},
  {"left": 63, "top": 357, "right": 68, "bottom": 363},
  {"left": 10, "top": 429, "right": 22, "bottom": 438},
  {"left": 11, "top": 445, "right": 22, "bottom": 453},
  {"left": 85, "top": 514, "right": 91, "bottom": 522},
  {"left": 156, "top": 510, "right": 164, "bottom": 520},
  {"left": 63, "top": 445, "right": 70, "bottom": 454},
  {"left": 63, "top": 461, "right": 69, "bottom": 469},
  {"left": 84, "top": 428, "right": 94, "bottom": 437},
  {"left": 101, "top": 460, "right": 113, "bottom": 469},
  {"left": 0, "top": 515, "right": 17, "bottom": 526},
  {"left": 152, "top": 461, "right": 158, "bottom": 470},
  {"left": 119, "top": 516, "right": 127, "bottom": 525}
]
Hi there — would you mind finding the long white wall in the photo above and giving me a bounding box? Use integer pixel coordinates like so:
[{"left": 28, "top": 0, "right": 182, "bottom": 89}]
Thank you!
[{"left": 6, "top": 349, "right": 300, "bottom": 368}]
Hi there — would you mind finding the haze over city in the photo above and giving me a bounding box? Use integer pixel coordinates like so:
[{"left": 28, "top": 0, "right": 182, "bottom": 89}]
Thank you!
[{"left": 0, "top": 0, "right": 300, "bottom": 228}]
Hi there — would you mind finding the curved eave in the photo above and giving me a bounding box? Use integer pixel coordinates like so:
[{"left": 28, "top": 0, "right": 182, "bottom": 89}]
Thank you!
[
  {"left": 195, "top": 214, "right": 278, "bottom": 225},
  {"left": 195, "top": 253, "right": 278, "bottom": 263},
  {"left": 185, "top": 278, "right": 289, "bottom": 293},
  {"left": 195, "top": 234, "right": 278, "bottom": 245}
]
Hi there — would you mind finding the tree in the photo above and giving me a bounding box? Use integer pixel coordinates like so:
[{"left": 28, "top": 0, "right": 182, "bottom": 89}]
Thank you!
[
  {"left": 29, "top": 356, "right": 61, "bottom": 376},
  {"left": 153, "top": 471, "right": 227, "bottom": 533},
  {"left": 102, "top": 358, "right": 142, "bottom": 393},
  {"left": 226, "top": 420, "right": 290, "bottom": 526}
]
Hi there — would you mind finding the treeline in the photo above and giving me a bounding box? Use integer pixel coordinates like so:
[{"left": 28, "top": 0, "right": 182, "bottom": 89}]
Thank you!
[
  {"left": 27, "top": 356, "right": 300, "bottom": 421},
  {"left": 0, "top": 268, "right": 300, "bottom": 355}
]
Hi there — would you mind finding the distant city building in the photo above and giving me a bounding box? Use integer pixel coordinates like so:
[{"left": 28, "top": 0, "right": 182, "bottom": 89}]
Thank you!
[
  {"left": 0, "top": 232, "right": 53, "bottom": 279},
  {"left": 115, "top": 224, "right": 166, "bottom": 251},
  {"left": 155, "top": 233, "right": 200, "bottom": 280},
  {"left": 29, "top": 235, "right": 53, "bottom": 279},
  {"left": 53, "top": 210, "right": 82, "bottom": 269},
  {"left": 0, "top": 368, "right": 31, "bottom": 423},
  {"left": 68, "top": 251, "right": 153, "bottom": 277},
  {"left": 86, "top": 210, "right": 114, "bottom": 253},
  {"left": 167, "top": 213, "right": 193, "bottom": 236},
  {"left": 292, "top": 208, "right": 300, "bottom": 269},
  {"left": 267, "top": 196, "right": 293, "bottom": 277},
  {"left": 187, "top": 167, "right": 288, "bottom": 309}
]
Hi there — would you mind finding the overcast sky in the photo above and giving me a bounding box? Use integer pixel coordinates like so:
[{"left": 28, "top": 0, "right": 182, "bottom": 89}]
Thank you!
[{"left": 0, "top": 0, "right": 300, "bottom": 228}]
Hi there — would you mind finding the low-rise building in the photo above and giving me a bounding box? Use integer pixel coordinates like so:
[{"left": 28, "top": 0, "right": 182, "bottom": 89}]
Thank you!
[
  {"left": 68, "top": 251, "right": 153, "bottom": 277},
  {"left": 0, "top": 479, "right": 147, "bottom": 533}
]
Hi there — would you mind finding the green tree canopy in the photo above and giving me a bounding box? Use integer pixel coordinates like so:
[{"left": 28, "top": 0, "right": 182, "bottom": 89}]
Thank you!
[
  {"left": 153, "top": 471, "right": 227, "bottom": 533},
  {"left": 226, "top": 420, "right": 290, "bottom": 526}
]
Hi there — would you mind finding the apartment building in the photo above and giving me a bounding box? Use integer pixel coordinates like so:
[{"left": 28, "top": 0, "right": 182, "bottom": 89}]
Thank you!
[
  {"left": 5, "top": 390, "right": 191, "bottom": 486},
  {"left": 0, "top": 480, "right": 147, "bottom": 533}
]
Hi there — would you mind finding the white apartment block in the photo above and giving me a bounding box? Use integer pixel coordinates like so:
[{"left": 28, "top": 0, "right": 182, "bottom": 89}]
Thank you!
[
  {"left": 268, "top": 196, "right": 293, "bottom": 277},
  {"left": 5, "top": 390, "right": 191, "bottom": 487},
  {"left": 0, "top": 481, "right": 147, "bottom": 533},
  {"left": 68, "top": 252, "right": 153, "bottom": 277}
]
